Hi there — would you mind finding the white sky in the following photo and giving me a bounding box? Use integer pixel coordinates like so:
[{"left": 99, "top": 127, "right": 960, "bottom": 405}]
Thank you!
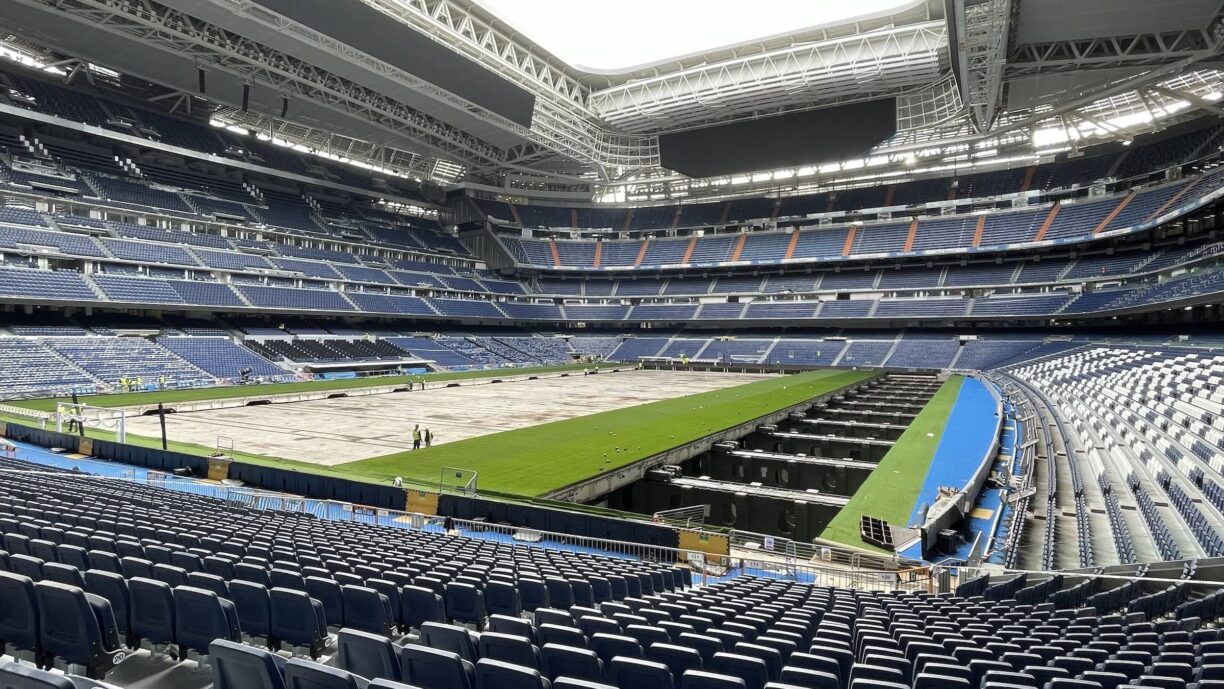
[{"left": 475, "top": 0, "right": 917, "bottom": 73}]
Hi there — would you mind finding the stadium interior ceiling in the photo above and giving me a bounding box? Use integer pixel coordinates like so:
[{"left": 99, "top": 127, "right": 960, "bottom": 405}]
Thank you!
[{"left": 0, "top": 0, "right": 1222, "bottom": 203}]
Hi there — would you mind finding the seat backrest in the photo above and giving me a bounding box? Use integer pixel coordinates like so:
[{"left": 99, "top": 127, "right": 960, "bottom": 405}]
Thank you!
[
  {"left": 227, "top": 580, "right": 269, "bottom": 637},
  {"left": 445, "top": 582, "right": 487, "bottom": 625},
  {"left": 402, "top": 585, "right": 446, "bottom": 630},
  {"left": 649, "top": 643, "right": 703, "bottom": 679},
  {"left": 489, "top": 614, "right": 535, "bottom": 642},
  {"left": 337, "top": 628, "right": 401, "bottom": 682},
  {"left": 283, "top": 657, "right": 366, "bottom": 689},
  {"left": 0, "top": 660, "right": 75, "bottom": 689},
  {"left": 128, "top": 577, "right": 175, "bottom": 645},
  {"left": 304, "top": 577, "right": 342, "bottom": 628},
  {"left": 542, "top": 643, "right": 603, "bottom": 682},
  {"left": 82, "top": 570, "right": 129, "bottom": 637},
  {"left": 710, "top": 653, "right": 769, "bottom": 689},
  {"left": 421, "top": 622, "right": 479, "bottom": 664},
  {"left": 34, "top": 581, "right": 118, "bottom": 669},
  {"left": 611, "top": 657, "right": 675, "bottom": 689},
  {"left": 0, "top": 571, "right": 40, "bottom": 652},
  {"left": 399, "top": 644, "right": 474, "bottom": 689},
  {"left": 478, "top": 632, "right": 539, "bottom": 670},
  {"left": 173, "top": 585, "right": 240, "bottom": 655},
  {"left": 39, "top": 563, "right": 85, "bottom": 589},
  {"left": 474, "top": 658, "right": 549, "bottom": 689},
  {"left": 591, "top": 633, "right": 643, "bottom": 666},
  {"left": 679, "top": 670, "right": 748, "bottom": 689},
  {"left": 269, "top": 587, "right": 327, "bottom": 652},
  {"left": 209, "top": 639, "right": 287, "bottom": 689},
  {"left": 341, "top": 585, "right": 394, "bottom": 636}
]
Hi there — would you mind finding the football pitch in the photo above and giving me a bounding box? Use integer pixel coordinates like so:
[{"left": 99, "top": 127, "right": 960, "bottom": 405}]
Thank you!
[{"left": 5, "top": 366, "right": 875, "bottom": 497}]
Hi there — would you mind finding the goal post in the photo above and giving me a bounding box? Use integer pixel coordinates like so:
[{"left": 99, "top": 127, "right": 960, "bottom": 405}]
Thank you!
[
  {"left": 439, "top": 466, "right": 478, "bottom": 496},
  {"left": 56, "top": 403, "right": 127, "bottom": 443}
]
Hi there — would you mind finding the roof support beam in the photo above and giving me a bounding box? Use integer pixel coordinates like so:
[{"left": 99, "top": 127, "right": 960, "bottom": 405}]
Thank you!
[{"left": 953, "top": 0, "right": 1014, "bottom": 132}]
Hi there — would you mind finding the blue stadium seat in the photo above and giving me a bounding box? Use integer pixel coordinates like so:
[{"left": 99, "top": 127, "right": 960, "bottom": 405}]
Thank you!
[
  {"left": 778, "top": 667, "right": 838, "bottom": 689},
  {"left": 649, "top": 643, "right": 704, "bottom": 679},
  {"left": 709, "top": 653, "right": 770, "bottom": 689},
  {"left": 539, "top": 623, "right": 587, "bottom": 649},
  {"left": 210, "top": 639, "right": 287, "bottom": 689},
  {"left": 478, "top": 632, "right": 539, "bottom": 670},
  {"left": 542, "top": 643, "right": 604, "bottom": 682},
  {"left": 553, "top": 680, "right": 618, "bottom": 689},
  {"left": 445, "top": 582, "right": 487, "bottom": 629},
  {"left": 342, "top": 585, "right": 395, "bottom": 636},
  {"left": 173, "top": 585, "right": 240, "bottom": 656},
  {"left": 338, "top": 628, "right": 401, "bottom": 682},
  {"left": 399, "top": 644, "right": 475, "bottom": 689},
  {"left": 304, "top": 577, "right": 343, "bottom": 629},
  {"left": 421, "top": 622, "right": 480, "bottom": 664},
  {"left": 186, "top": 571, "right": 230, "bottom": 600},
  {"left": 269, "top": 587, "right": 328, "bottom": 659},
  {"left": 34, "top": 581, "right": 123, "bottom": 678},
  {"left": 519, "top": 579, "right": 550, "bottom": 612},
  {"left": 230, "top": 581, "right": 274, "bottom": 646},
  {"left": 474, "top": 658, "right": 550, "bottom": 689},
  {"left": 402, "top": 585, "right": 446, "bottom": 631},
  {"left": 0, "top": 571, "right": 42, "bottom": 661},
  {"left": 82, "top": 570, "right": 131, "bottom": 647},
  {"left": 680, "top": 670, "right": 748, "bottom": 689},
  {"left": 591, "top": 633, "right": 643, "bottom": 666},
  {"left": 0, "top": 660, "right": 75, "bottom": 689},
  {"left": 39, "top": 563, "right": 85, "bottom": 589},
  {"left": 489, "top": 614, "right": 536, "bottom": 643},
  {"left": 609, "top": 657, "right": 675, "bottom": 689},
  {"left": 283, "top": 657, "right": 367, "bottom": 689},
  {"left": 476, "top": 580, "right": 518, "bottom": 619},
  {"left": 11, "top": 556, "right": 43, "bottom": 582},
  {"left": 127, "top": 577, "right": 176, "bottom": 650}
]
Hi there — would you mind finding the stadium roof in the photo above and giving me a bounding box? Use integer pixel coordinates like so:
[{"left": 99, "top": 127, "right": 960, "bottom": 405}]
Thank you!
[
  {"left": 0, "top": 0, "right": 1222, "bottom": 198},
  {"left": 472, "top": 0, "right": 919, "bottom": 74}
]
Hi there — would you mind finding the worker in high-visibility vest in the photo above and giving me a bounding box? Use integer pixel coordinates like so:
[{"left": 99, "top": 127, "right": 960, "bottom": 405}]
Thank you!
[{"left": 412, "top": 425, "right": 423, "bottom": 451}]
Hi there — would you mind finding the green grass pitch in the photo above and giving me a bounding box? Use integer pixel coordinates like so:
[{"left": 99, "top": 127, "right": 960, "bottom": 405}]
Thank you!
[
  {"left": 337, "top": 369, "right": 874, "bottom": 496},
  {"left": 818, "top": 375, "right": 964, "bottom": 552},
  {"left": 4, "top": 366, "right": 873, "bottom": 499}
]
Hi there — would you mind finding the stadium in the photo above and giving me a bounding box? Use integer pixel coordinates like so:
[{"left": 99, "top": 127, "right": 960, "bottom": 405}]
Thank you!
[{"left": 0, "top": 0, "right": 1223, "bottom": 686}]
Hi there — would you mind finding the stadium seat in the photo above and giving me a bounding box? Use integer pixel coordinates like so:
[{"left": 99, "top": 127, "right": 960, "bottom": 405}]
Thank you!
[
  {"left": 489, "top": 614, "right": 536, "bottom": 643},
  {"left": 649, "top": 643, "right": 704, "bottom": 678},
  {"left": 173, "top": 585, "right": 240, "bottom": 657},
  {"left": 0, "top": 661, "right": 75, "bottom": 689},
  {"left": 421, "top": 622, "right": 480, "bottom": 664},
  {"left": 39, "top": 563, "right": 84, "bottom": 589},
  {"left": 542, "top": 643, "right": 604, "bottom": 682},
  {"left": 610, "top": 656, "right": 675, "bottom": 689},
  {"left": 402, "top": 586, "right": 447, "bottom": 631},
  {"left": 445, "top": 582, "right": 487, "bottom": 629},
  {"left": 283, "top": 657, "right": 368, "bottom": 689},
  {"left": 338, "top": 628, "right": 402, "bottom": 681},
  {"left": 485, "top": 581, "right": 523, "bottom": 618},
  {"left": 478, "top": 631, "right": 539, "bottom": 670},
  {"left": 710, "top": 653, "right": 770, "bottom": 689},
  {"left": 33, "top": 581, "right": 122, "bottom": 678},
  {"left": 399, "top": 644, "right": 475, "bottom": 689},
  {"left": 680, "top": 670, "right": 748, "bottom": 689},
  {"left": 210, "top": 639, "right": 288, "bottom": 689},
  {"left": 0, "top": 571, "right": 42, "bottom": 662},
  {"left": 591, "top": 633, "right": 643, "bottom": 666},
  {"left": 342, "top": 585, "right": 395, "bottom": 636},
  {"left": 539, "top": 623, "right": 587, "bottom": 649},
  {"left": 269, "top": 587, "right": 328, "bottom": 658},
  {"left": 474, "top": 658, "right": 550, "bottom": 689}
]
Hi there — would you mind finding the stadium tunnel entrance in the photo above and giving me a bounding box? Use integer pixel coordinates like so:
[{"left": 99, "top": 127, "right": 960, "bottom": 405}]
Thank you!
[{"left": 598, "top": 373, "right": 944, "bottom": 542}]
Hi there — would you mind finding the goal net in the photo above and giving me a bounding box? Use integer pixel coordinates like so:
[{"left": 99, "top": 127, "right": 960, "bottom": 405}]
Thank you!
[
  {"left": 56, "top": 403, "right": 127, "bottom": 443},
  {"left": 439, "top": 467, "right": 478, "bottom": 496}
]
